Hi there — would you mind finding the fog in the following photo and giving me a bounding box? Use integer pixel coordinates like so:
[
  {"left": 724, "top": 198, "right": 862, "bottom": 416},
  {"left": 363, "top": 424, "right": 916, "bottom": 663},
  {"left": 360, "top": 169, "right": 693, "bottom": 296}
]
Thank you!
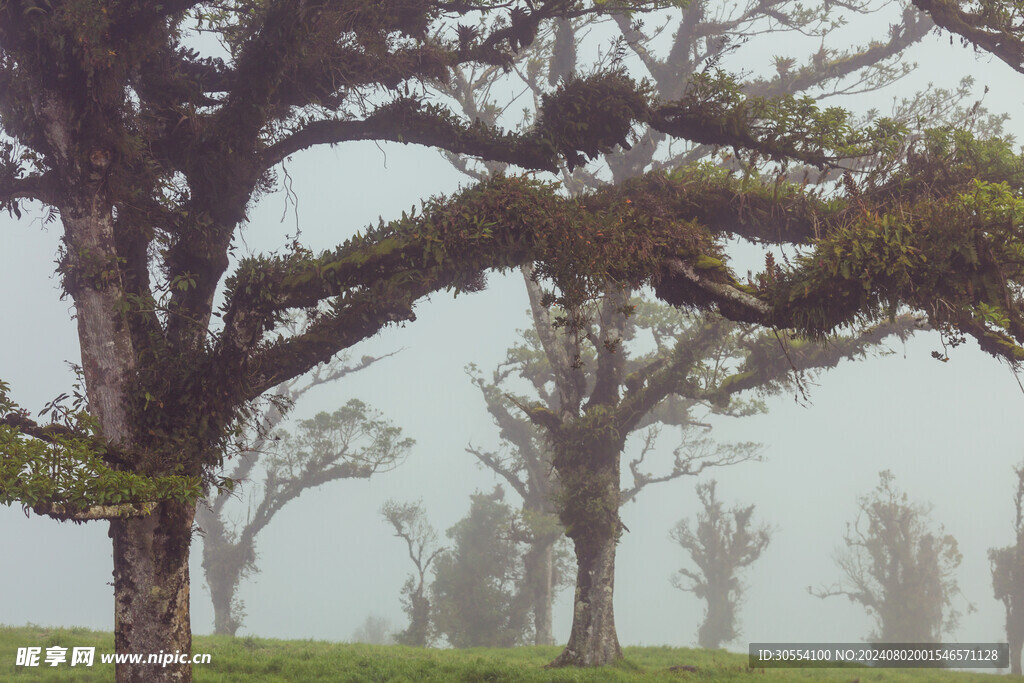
[{"left": 3, "top": 7, "right": 1024, "bottom": 661}]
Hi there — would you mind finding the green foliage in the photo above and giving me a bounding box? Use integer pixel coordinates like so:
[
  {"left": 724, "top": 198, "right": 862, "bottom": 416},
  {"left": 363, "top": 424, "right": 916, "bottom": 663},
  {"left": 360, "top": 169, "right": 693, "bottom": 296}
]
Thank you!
[
  {"left": 431, "top": 488, "right": 531, "bottom": 648},
  {"left": 228, "top": 170, "right": 719, "bottom": 325},
  {"left": 0, "top": 382, "right": 202, "bottom": 516},
  {"left": 651, "top": 69, "right": 908, "bottom": 166},
  {"left": 670, "top": 480, "right": 771, "bottom": 650},
  {"left": 764, "top": 137, "right": 1024, "bottom": 362},
  {"left": 819, "top": 471, "right": 967, "bottom": 644},
  {"left": 877, "top": 128, "right": 1024, "bottom": 200},
  {"left": 535, "top": 70, "right": 651, "bottom": 170},
  {"left": 270, "top": 399, "right": 413, "bottom": 478},
  {"left": 0, "top": 141, "right": 29, "bottom": 218}
]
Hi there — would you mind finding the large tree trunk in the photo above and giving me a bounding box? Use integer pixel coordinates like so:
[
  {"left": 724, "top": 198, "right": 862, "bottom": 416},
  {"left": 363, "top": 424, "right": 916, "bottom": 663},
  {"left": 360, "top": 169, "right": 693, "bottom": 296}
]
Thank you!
[
  {"left": 59, "top": 186, "right": 200, "bottom": 680},
  {"left": 63, "top": 203, "right": 199, "bottom": 680},
  {"left": 524, "top": 538, "right": 557, "bottom": 646},
  {"left": 549, "top": 519, "right": 621, "bottom": 666},
  {"left": 698, "top": 580, "right": 735, "bottom": 649},
  {"left": 110, "top": 500, "right": 196, "bottom": 682},
  {"left": 196, "top": 506, "right": 247, "bottom": 636},
  {"left": 549, "top": 434, "right": 624, "bottom": 667},
  {"left": 1008, "top": 607, "right": 1023, "bottom": 675}
]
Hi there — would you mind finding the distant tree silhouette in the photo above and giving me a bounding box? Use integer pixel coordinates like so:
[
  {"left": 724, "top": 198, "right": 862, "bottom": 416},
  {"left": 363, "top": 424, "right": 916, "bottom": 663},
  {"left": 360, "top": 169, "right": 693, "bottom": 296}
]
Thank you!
[
  {"left": 431, "top": 486, "right": 533, "bottom": 647},
  {"left": 670, "top": 480, "right": 771, "bottom": 649},
  {"left": 351, "top": 615, "right": 396, "bottom": 646},
  {"left": 814, "top": 471, "right": 967, "bottom": 643},
  {"left": 199, "top": 351, "right": 409, "bottom": 635},
  {"left": 382, "top": 500, "right": 444, "bottom": 647},
  {"left": 989, "top": 463, "right": 1024, "bottom": 675}
]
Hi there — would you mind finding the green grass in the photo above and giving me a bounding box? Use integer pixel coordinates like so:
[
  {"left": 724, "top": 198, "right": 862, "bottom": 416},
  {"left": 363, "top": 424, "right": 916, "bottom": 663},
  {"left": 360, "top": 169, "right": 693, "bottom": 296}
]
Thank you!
[{"left": 0, "top": 625, "right": 1016, "bottom": 681}]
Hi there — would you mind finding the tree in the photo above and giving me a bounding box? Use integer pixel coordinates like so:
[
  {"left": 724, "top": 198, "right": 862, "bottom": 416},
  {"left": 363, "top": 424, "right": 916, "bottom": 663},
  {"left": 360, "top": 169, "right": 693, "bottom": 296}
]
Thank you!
[
  {"left": 989, "top": 463, "right": 1024, "bottom": 675},
  {"left": 438, "top": 1, "right": 980, "bottom": 662},
  {"left": 669, "top": 480, "right": 771, "bottom": 650},
  {"left": 466, "top": 367, "right": 573, "bottom": 646},
  {"left": 430, "top": 486, "right": 533, "bottom": 647},
  {"left": 198, "top": 353, "right": 410, "bottom": 635},
  {"left": 350, "top": 614, "right": 396, "bottom": 645},
  {"left": 470, "top": 272, "right": 917, "bottom": 664},
  {"left": 382, "top": 499, "right": 443, "bottom": 647},
  {"left": 5, "top": 0, "right": 1024, "bottom": 677},
  {"left": 814, "top": 470, "right": 967, "bottom": 644}
]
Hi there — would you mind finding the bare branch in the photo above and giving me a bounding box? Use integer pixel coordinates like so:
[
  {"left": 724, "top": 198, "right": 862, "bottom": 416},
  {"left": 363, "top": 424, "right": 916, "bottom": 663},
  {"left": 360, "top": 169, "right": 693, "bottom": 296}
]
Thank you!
[
  {"left": 467, "top": 444, "right": 531, "bottom": 501},
  {"left": 0, "top": 171, "right": 58, "bottom": 210},
  {"left": 914, "top": 0, "right": 1024, "bottom": 75},
  {"left": 261, "top": 102, "right": 561, "bottom": 174}
]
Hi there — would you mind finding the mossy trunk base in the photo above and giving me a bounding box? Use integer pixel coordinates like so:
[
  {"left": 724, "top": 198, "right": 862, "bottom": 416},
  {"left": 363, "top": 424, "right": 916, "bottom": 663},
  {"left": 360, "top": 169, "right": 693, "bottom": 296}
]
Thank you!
[
  {"left": 111, "top": 501, "right": 195, "bottom": 683},
  {"left": 549, "top": 527, "right": 622, "bottom": 667}
]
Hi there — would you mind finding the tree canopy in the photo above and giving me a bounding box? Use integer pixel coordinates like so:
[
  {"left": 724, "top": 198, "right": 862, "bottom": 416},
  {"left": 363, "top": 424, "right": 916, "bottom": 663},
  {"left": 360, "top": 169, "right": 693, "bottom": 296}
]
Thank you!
[
  {"left": 199, "top": 350, "right": 410, "bottom": 636},
  {"left": 814, "top": 470, "right": 968, "bottom": 644},
  {"left": 670, "top": 480, "right": 771, "bottom": 650}
]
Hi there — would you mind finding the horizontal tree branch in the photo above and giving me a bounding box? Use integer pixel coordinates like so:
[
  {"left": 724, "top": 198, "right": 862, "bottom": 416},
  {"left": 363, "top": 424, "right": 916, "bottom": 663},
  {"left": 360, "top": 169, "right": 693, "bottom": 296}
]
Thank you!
[
  {"left": 218, "top": 162, "right": 1024, "bottom": 398},
  {"left": 0, "top": 412, "right": 130, "bottom": 468},
  {"left": 747, "top": 8, "right": 934, "bottom": 98},
  {"left": 661, "top": 258, "right": 771, "bottom": 319},
  {"left": 711, "top": 315, "right": 924, "bottom": 400},
  {"left": 31, "top": 501, "right": 157, "bottom": 521},
  {"left": 242, "top": 288, "right": 426, "bottom": 400},
  {"left": 0, "top": 171, "right": 59, "bottom": 210},
  {"left": 914, "top": 0, "right": 1024, "bottom": 75},
  {"left": 261, "top": 100, "right": 561, "bottom": 173}
]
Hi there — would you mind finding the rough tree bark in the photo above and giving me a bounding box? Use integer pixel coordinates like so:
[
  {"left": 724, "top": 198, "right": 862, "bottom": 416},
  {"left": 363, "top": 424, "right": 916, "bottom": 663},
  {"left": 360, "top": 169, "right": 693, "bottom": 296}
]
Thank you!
[
  {"left": 52, "top": 113, "right": 191, "bottom": 680},
  {"left": 549, "top": 432, "right": 625, "bottom": 667},
  {"left": 110, "top": 502, "right": 195, "bottom": 683},
  {"left": 523, "top": 536, "right": 558, "bottom": 646},
  {"left": 66, "top": 196, "right": 198, "bottom": 683}
]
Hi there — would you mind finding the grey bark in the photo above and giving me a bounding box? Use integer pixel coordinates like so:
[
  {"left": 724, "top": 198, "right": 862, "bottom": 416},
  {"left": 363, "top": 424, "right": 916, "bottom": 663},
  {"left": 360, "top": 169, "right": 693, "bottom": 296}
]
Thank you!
[
  {"left": 45, "top": 100, "right": 192, "bottom": 680},
  {"left": 550, "top": 515, "right": 622, "bottom": 666},
  {"left": 522, "top": 533, "right": 558, "bottom": 645},
  {"left": 110, "top": 501, "right": 195, "bottom": 683},
  {"left": 549, "top": 436, "right": 624, "bottom": 667}
]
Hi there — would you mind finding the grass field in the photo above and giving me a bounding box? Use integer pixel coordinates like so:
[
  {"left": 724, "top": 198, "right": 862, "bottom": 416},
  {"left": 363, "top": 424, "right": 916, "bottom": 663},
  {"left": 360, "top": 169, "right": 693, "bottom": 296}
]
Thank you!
[{"left": 0, "top": 625, "right": 1017, "bottom": 681}]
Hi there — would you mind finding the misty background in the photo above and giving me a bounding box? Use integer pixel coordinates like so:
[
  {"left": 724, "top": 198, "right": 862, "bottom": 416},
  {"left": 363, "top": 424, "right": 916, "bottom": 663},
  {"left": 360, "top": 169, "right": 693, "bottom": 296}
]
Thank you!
[{"left": 3, "top": 4, "right": 1024, "bottom": 654}]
